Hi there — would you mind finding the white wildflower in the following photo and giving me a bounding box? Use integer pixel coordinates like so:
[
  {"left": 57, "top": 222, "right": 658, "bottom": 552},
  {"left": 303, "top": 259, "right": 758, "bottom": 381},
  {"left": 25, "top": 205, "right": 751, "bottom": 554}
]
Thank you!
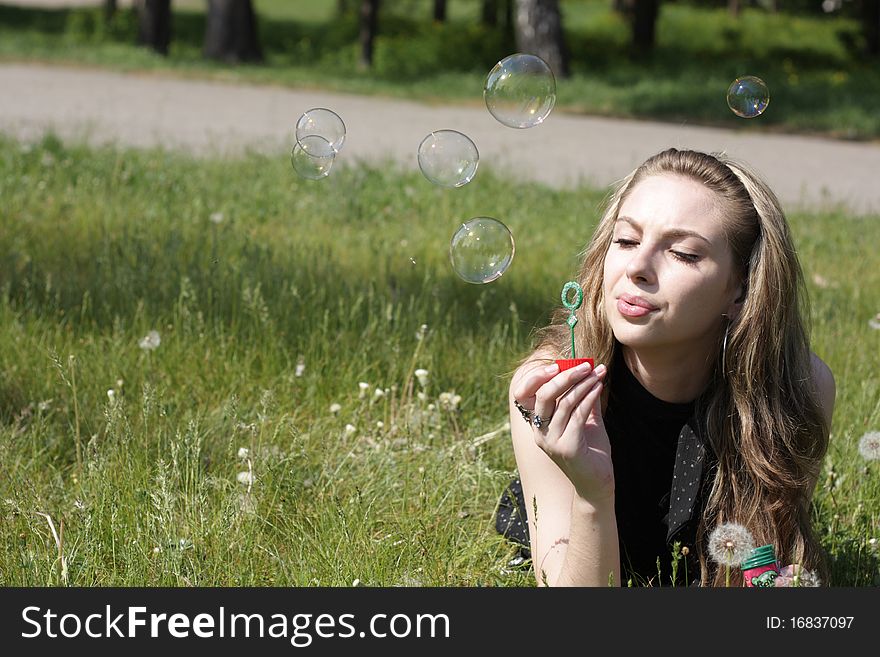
[
  {"left": 707, "top": 522, "right": 756, "bottom": 567},
  {"left": 107, "top": 389, "right": 115, "bottom": 403},
  {"left": 439, "top": 392, "right": 462, "bottom": 411},
  {"left": 417, "top": 392, "right": 427, "bottom": 401},
  {"left": 37, "top": 399, "right": 53, "bottom": 412},
  {"left": 352, "top": 579, "right": 362, "bottom": 587},
  {"left": 237, "top": 447, "right": 249, "bottom": 461},
  {"left": 209, "top": 211, "right": 224, "bottom": 224},
  {"left": 329, "top": 403, "right": 342, "bottom": 415},
  {"left": 415, "top": 324, "right": 428, "bottom": 341},
  {"left": 74, "top": 500, "right": 85, "bottom": 510},
  {"left": 358, "top": 382, "right": 370, "bottom": 399},
  {"left": 414, "top": 368, "right": 429, "bottom": 388},
  {"left": 374, "top": 387, "right": 385, "bottom": 400},
  {"left": 858, "top": 431, "right": 880, "bottom": 461},
  {"left": 138, "top": 330, "right": 161, "bottom": 351},
  {"left": 376, "top": 421, "right": 384, "bottom": 429},
  {"left": 344, "top": 424, "right": 356, "bottom": 437},
  {"left": 116, "top": 378, "right": 124, "bottom": 389},
  {"left": 869, "top": 313, "right": 880, "bottom": 330},
  {"left": 236, "top": 471, "right": 255, "bottom": 485},
  {"left": 295, "top": 356, "right": 306, "bottom": 377},
  {"left": 153, "top": 546, "right": 161, "bottom": 554}
]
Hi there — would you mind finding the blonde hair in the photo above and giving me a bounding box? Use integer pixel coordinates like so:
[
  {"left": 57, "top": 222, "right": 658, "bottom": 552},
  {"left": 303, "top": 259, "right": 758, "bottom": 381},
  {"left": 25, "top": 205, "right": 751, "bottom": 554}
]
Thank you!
[{"left": 529, "top": 148, "right": 830, "bottom": 586}]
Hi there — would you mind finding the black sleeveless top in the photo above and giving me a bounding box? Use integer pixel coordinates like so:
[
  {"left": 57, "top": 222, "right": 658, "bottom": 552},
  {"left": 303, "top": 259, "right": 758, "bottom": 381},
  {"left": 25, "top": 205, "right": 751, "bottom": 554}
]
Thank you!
[{"left": 496, "top": 348, "right": 716, "bottom": 586}]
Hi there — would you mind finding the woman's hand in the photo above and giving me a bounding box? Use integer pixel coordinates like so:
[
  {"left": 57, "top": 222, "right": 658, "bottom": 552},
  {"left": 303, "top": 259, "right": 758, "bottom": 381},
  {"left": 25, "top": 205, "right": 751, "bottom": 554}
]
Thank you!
[{"left": 512, "top": 360, "right": 614, "bottom": 503}]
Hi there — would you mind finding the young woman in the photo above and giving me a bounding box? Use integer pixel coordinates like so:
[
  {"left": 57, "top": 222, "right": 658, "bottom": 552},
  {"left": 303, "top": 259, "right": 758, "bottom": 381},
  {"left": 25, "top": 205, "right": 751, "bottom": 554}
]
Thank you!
[{"left": 498, "top": 148, "right": 836, "bottom": 587}]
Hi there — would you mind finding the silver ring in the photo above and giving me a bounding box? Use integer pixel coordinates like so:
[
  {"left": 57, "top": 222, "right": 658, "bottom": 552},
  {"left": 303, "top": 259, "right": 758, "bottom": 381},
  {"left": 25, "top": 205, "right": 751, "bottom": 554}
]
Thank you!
[
  {"left": 532, "top": 414, "right": 550, "bottom": 429},
  {"left": 513, "top": 400, "right": 532, "bottom": 425}
]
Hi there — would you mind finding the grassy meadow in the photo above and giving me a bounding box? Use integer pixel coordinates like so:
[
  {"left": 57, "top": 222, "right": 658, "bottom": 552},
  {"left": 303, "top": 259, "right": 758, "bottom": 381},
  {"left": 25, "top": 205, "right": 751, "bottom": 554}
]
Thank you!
[
  {"left": 1, "top": 0, "right": 879, "bottom": 139},
  {"left": 0, "top": 133, "right": 878, "bottom": 586}
]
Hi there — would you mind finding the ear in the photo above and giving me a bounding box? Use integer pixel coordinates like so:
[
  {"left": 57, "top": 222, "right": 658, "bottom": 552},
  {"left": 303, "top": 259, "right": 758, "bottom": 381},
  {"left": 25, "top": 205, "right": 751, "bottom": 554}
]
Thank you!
[{"left": 727, "top": 281, "right": 746, "bottom": 321}]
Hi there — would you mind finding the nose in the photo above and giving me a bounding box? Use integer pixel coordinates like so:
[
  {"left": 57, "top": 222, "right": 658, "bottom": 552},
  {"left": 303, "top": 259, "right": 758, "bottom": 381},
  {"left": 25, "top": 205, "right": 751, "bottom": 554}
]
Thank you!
[{"left": 625, "top": 245, "right": 656, "bottom": 284}]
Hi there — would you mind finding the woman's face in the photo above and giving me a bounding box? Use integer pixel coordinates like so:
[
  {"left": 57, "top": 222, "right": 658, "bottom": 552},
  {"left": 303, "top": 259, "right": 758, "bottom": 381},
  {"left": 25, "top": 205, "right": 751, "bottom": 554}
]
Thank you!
[{"left": 602, "top": 173, "right": 742, "bottom": 355}]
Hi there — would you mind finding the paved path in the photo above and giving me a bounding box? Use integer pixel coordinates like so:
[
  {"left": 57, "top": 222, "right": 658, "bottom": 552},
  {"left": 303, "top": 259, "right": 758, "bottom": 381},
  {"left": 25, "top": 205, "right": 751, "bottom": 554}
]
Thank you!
[{"left": 2, "top": 62, "right": 880, "bottom": 215}]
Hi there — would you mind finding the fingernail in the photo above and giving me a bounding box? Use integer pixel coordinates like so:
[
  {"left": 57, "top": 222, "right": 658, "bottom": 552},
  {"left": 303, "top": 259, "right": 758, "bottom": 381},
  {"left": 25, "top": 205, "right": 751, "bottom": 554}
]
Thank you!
[
  {"left": 576, "top": 361, "right": 592, "bottom": 371},
  {"left": 595, "top": 364, "right": 607, "bottom": 375}
]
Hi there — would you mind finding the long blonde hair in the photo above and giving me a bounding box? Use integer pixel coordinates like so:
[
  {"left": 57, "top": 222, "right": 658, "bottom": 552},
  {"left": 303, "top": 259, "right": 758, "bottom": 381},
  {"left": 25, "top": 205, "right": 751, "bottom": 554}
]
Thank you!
[{"left": 529, "top": 148, "right": 830, "bottom": 586}]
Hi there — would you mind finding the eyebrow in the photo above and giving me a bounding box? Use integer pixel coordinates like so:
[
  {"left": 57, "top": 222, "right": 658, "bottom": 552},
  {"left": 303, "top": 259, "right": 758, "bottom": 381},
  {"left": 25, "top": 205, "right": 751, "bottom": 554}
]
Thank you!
[{"left": 615, "top": 216, "right": 713, "bottom": 247}]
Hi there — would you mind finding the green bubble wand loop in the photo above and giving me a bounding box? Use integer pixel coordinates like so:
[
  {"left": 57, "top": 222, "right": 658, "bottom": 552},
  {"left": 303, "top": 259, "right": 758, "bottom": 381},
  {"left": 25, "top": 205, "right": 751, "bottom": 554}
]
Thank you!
[{"left": 561, "top": 280, "right": 583, "bottom": 359}]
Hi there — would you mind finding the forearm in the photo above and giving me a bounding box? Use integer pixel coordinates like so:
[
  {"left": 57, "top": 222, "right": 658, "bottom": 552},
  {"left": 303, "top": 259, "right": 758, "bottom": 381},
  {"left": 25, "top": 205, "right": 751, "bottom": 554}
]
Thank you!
[{"left": 553, "top": 495, "right": 620, "bottom": 587}]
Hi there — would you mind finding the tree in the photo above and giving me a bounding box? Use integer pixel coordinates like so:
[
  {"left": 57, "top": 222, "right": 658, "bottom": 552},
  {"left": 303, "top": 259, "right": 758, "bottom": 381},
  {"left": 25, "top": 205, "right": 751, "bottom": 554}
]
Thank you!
[
  {"left": 615, "top": 0, "right": 660, "bottom": 52},
  {"left": 204, "top": 0, "right": 263, "bottom": 63},
  {"left": 481, "top": 0, "right": 498, "bottom": 27},
  {"left": 863, "top": 0, "right": 879, "bottom": 56},
  {"left": 137, "top": 0, "right": 172, "bottom": 56},
  {"left": 359, "top": 0, "right": 381, "bottom": 69},
  {"left": 104, "top": 0, "right": 117, "bottom": 21},
  {"left": 434, "top": 0, "right": 447, "bottom": 23},
  {"left": 728, "top": 0, "right": 740, "bottom": 18},
  {"left": 513, "top": 0, "right": 568, "bottom": 78}
]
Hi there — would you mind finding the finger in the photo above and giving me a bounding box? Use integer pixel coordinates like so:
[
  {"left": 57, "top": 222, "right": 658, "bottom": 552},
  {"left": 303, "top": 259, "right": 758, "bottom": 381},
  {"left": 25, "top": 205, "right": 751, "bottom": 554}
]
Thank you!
[
  {"left": 572, "top": 378, "right": 605, "bottom": 430},
  {"left": 511, "top": 361, "right": 560, "bottom": 407},
  {"left": 534, "top": 360, "right": 594, "bottom": 419},
  {"left": 547, "top": 369, "right": 602, "bottom": 434}
]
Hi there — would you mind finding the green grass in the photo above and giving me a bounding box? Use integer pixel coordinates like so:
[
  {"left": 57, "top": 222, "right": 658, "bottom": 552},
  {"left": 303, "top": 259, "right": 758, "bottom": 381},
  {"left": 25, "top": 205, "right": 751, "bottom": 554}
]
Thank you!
[
  {"left": 1, "top": 1, "right": 878, "bottom": 139},
  {"left": 0, "top": 133, "right": 877, "bottom": 586}
]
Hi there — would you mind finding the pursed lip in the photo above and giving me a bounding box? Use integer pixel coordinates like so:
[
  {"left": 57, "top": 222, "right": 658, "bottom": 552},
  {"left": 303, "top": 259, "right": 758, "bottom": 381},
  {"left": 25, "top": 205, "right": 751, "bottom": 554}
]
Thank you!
[{"left": 618, "top": 294, "right": 658, "bottom": 310}]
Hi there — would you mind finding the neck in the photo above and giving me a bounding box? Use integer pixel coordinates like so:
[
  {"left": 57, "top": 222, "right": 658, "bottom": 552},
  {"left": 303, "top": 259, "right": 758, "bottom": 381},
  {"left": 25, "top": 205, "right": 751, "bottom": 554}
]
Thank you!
[{"left": 621, "top": 344, "right": 716, "bottom": 404}]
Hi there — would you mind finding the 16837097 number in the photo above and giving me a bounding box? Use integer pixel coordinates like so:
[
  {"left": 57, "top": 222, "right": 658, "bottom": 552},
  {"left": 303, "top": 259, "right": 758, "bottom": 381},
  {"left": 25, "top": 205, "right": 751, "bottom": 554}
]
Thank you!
[{"left": 790, "top": 616, "right": 854, "bottom": 629}]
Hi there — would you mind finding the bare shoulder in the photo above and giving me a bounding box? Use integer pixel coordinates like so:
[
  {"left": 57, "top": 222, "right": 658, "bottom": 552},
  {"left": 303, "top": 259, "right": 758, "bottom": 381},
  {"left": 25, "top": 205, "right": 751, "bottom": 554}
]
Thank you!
[{"left": 809, "top": 352, "right": 835, "bottom": 431}]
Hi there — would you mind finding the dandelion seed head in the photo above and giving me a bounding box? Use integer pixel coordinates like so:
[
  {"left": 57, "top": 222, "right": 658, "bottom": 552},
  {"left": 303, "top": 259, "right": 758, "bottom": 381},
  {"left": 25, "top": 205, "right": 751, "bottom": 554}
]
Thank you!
[
  {"left": 138, "top": 330, "right": 161, "bottom": 351},
  {"left": 869, "top": 312, "right": 880, "bottom": 330},
  {"left": 107, "top": 389, "right": 115, "bottom": 402},
  {"left": 414, "top": 368, "right": 429, "bottom": 388},
  {"left": 236, "top": 471, "right": 255, "bottom": 485},
  {"left": 707, "top": 522, "right": 756, "bottom": 567},
  {"left": 374, "top": 387, "right": 386, "bottom": 399},
  {"left": 344, "top": 424, "right": 356, "bottom": 437},
  {"left": 376, "top": 421, "right": 384, "bottom": 429},
  {"left": 209, "top": 211, "right": 224, "bottom": 224},
  {"left": 417, "top": 392, "right": 427, "bottom": 401},
  {"left": 858, "top": 431, "right": 880, "bottom": 461},
  {"left": 295, "top": 356, "right": 306, "bottom": 377},
  {"left": 237, "top": 447, "right": 249, "bottom": 460},
  {"left": 153, "top": 546, "right": 161, "bottom": 554},
  {"left": 329, "top": 403, "right": 342, "bottom": 415}
]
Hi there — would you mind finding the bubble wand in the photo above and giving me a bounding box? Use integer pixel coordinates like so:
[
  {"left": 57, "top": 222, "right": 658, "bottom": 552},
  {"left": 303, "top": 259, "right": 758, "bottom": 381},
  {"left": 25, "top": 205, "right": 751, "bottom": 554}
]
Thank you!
[{"left": 555, "top": 281, "right": 594, "bottom": 372}]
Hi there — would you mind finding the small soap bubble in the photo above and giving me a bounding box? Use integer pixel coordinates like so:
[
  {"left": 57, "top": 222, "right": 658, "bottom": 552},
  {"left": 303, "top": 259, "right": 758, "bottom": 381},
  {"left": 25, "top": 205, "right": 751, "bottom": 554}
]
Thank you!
[
  {"left": 727, "top": 76, "right": 770, "bottom": 118},
  {"left": 449, "top": 217, "right": 515, "bottom": 284},
  {"left": 291, "top": 135, "right": 335, "bottom": 180},
  {"left": 484, "top": 53, "right": 556, "bottom": 129},
  {"left": 417, "top": 130, "right": 479, "bottom": 188}
]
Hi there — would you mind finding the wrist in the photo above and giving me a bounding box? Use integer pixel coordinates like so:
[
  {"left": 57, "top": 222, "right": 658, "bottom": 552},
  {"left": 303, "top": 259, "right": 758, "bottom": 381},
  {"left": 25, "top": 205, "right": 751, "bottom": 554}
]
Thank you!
[{"left": 573, "top": 490, "right": 615, "bottom": 514}]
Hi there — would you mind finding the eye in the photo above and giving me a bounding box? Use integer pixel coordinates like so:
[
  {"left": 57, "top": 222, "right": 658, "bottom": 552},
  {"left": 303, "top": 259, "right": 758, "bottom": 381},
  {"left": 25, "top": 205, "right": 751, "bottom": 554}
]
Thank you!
[
  {"left": 612, "top": 238, "right": 637, "bottom": 248},
  {"left": 671, "top": 251, "right": 701, "bottom": 264}
]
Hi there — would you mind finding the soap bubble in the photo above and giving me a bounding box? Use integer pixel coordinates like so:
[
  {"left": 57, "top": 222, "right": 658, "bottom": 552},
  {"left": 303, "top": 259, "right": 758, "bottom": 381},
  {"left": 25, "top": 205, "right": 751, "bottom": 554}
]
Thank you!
[
  {"left": 291, "top": 135, "right": 335, "bottom": 180},
  {"left": 417, "top": 130, "right": 479, "bottom": 188},
  {"left": 296, "top": 108, "right": 346, "bottom": 153},
  {"left": 727, "top": 76, "right": 770, "bottom": 118},
  {"left": 449, "top": 217, "right": 515, "bottom": 284},
  {"left": 484, "top": 53, "right": 556, "bottom": 129}
]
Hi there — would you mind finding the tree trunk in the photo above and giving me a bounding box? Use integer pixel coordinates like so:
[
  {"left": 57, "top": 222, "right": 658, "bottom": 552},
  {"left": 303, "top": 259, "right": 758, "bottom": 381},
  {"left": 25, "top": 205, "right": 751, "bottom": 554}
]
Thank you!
[
  {"left": 513, "top": 0, "right": 568, "bottom": 78},
  {"left": 359, "top": 0, "right": 380, "bottom": 69},
  {"left": 104, "top": 0, "right": 117, "bottom": 21},
  {"left": 631, "top": 0, "right": 659, "bottom": 52},
  {"left": 728, "top": 0, "right": 740, "bottom": 18},
  {"left": 204, "top": 0, "right": 263, "bottom": 63},
  {"left": 863, "top": 0, "right": 879, "bottom": 56},
  {"left": 434, "top": 0, "right": 447, "bottom": 22},
  {"left": 137, "top": 0, "right": 171, "bottom": 56},
  {"left": 481, "top": 0, "right": 498, "bottom": 27}
]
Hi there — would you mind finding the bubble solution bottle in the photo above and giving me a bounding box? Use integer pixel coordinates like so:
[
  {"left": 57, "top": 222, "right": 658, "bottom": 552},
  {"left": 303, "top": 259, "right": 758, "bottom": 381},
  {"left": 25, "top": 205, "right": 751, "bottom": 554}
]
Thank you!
[{"left": 741, "top": 544, "right": 780, "bottom": 587}]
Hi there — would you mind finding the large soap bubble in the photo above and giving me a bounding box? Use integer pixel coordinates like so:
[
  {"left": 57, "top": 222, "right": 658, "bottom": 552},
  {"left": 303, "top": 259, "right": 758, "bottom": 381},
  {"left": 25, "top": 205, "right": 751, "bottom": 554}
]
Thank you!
[
  {"left": 449, "top": 217, "right": 515, "bottom": 284},
  {"left": 484, "top": 53, "right": 556, "bottom": 129},
  {"left": 727, "top": 76, "right": 770, "bottom": 118},
  {"left": 417, "top": 130, "right": 479, "bottom": 188}
]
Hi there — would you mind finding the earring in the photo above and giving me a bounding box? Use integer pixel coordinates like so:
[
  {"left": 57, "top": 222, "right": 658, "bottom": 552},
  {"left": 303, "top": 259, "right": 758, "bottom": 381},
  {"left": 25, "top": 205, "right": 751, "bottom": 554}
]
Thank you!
[{"left": 721, "top": 314, "right": 730, "bottom": 377}]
